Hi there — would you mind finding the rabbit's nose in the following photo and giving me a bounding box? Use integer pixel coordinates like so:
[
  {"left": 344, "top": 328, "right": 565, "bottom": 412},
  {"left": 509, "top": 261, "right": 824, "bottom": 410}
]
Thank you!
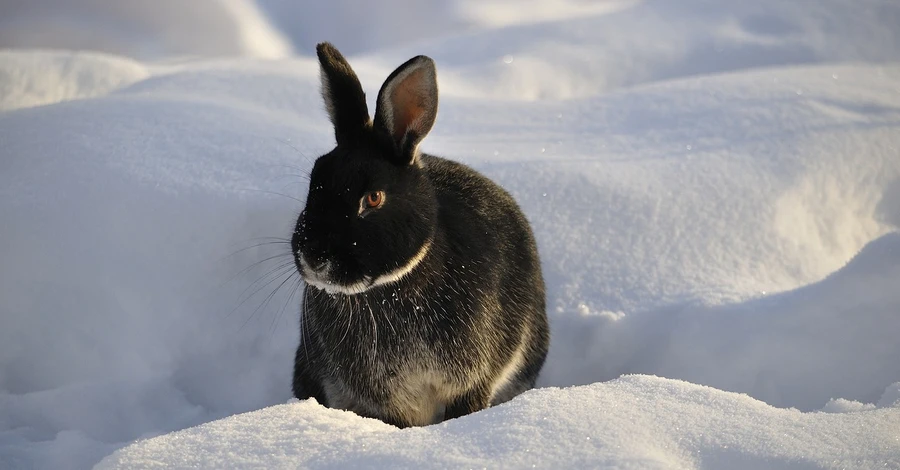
[
  {"left": 302, "top": 249, "right": 327, "bottom": 270},
  {"left": 299, "top": 252, "right": 330, "bottom": 276},
  {"left": 310, "top": 258, "right": 329, "bottom": 273}
]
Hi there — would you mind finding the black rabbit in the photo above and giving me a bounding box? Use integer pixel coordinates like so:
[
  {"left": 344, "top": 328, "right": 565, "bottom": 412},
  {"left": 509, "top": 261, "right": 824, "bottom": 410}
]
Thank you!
[{"left": 290, "top": 42, "right": 549, "bottom": 428}]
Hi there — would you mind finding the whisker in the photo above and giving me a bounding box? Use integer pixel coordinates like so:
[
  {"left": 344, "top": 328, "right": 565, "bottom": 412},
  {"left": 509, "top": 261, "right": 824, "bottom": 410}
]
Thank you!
[
  {"left": 325, "top": 295, "right": 348, "bottom": 358},
  {"left": 236, "top": 236, "right": 292, "bottom": 243},
  {"left": 267, "top": 164, "right": 313, "bottom": 178},
  {"left": 221, "top": 241, "right": 293, "bottom": 261},
  {"left": 271, "top": 277, "right": 303, "bottom": 336},
  {"left": 278, "top": 181, "right": 308, "bottom": 197},
  {"left": 274, "top": 139, "right": 317, "bottom": 167},
  {"left": 227, "top": 263, "right": 297, "bottom": 319},
  {"left": 218, "top": 253, "right": 296, "bottom": 288},
  {"left": 366, "top": 298, "right": 378, "bottom": 364},
  {"left": 238, "top": 188, "right": 304, "bottom": 203},
  {"left": 380, "top": 297, "right": 397, "bottom": 339},
  {"left": 271, "top": 173, "right": 311, "bottom": 182},
  {"left": 336, "top": 293, "right": 355, "bottom": 352},
  {"left": 301, "top": 286, "right": 311, "bottom": 364},
  {"left": 241, "top": 269, "right": 298, "bottom": 331}
]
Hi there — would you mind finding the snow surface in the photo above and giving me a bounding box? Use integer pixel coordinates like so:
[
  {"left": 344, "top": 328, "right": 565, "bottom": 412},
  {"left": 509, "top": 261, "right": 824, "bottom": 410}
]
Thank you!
[
  {"left": 0, "top": 0, "right": 292, "bottom": 59},
  {"left": 1, "top": 0, "right": 900, "bottom": 469},
  {"left": 96, "top": 376, "right": 900, "bottom": 470}
]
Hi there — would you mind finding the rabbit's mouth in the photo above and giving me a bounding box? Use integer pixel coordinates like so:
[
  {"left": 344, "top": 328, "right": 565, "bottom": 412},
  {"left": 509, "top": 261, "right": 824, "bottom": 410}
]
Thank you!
[
  {"left": 298, "top": 256, "right": 372, "bottom": 296},
  {"left": 297, "top": 240, "right": 432, "bottom": 296}
]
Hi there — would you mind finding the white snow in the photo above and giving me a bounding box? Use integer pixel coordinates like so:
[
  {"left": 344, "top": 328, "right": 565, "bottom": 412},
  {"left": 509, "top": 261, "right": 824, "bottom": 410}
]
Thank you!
[
  {"left": 0, "top": 0, "right": 292, "bottom": 60},
  {"left": 95, "top": 377, "right": 900, "bottom": 470},
  {"left": 1, "top": 0, "right": 900, "bottom": 469},
  {"left": 0, "top": 50, "right": 149, "bottom": 112}
]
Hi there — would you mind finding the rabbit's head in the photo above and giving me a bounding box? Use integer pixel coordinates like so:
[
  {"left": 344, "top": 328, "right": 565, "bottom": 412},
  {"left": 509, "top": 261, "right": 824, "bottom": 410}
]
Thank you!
[{"left": 292, "top": 43, "right": 439, "bottom": 295}]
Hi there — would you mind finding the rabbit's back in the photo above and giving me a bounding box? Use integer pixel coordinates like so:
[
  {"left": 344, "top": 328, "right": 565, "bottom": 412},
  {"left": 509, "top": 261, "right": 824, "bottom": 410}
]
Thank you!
[{"left": 421, "top": 154, "right": 548, "bottom": 403}]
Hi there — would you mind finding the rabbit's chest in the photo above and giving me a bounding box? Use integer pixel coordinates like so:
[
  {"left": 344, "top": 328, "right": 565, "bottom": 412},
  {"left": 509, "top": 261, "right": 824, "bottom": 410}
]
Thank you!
[
  {"left": 309, "top": 289, "right": 484, "bottom": 424},
  {"left": 385, "top": 366, "right": 456, "bottom": 425},
  {"left": 325, "top": 356, "right": 463, "bottom": 426},
  {"left": 319, "top": 330, "right": 468, "bottom": 425}
]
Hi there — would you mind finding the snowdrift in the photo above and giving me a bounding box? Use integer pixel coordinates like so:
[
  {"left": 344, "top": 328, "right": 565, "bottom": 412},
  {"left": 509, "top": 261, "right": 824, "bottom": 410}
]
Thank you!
[
  {"left": 97, "top": 375, "right": 900, "bottom": 469},
  {"left": 1, "top": 0, "right": 900, "bottom": 469},
  {"left": 0, "top": 0, "right": 292, "bottom": 59}
]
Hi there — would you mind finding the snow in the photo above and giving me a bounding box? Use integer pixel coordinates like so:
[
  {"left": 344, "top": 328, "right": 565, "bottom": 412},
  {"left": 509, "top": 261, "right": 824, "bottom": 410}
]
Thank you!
[
  {"left": 95, "top": 377, "right": 900, "bottom": 470},
  {"left": 0, "top": 50, "right": 149, "bottom": 112},
  {"left": 1, "top": 0, "right": 899, "bottom": 469},
  {"left": 0, "top": 0, "right": 292, "bottom": 60}
]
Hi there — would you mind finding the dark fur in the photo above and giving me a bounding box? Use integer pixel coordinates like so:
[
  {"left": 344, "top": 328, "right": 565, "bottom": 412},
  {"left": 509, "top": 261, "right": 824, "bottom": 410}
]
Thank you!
[{"left": 291, "top": 43, "right": 549, "bottom": 427}]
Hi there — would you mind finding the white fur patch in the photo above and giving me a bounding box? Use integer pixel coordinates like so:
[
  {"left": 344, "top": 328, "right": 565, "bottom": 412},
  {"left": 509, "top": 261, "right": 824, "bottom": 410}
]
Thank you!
[
  {"left": 488, "top": 340, "right": 527, "bottom": 403},
  {"left": 319, "top": 71, "right": 336, "bottom": 124},
  {"left": 300, "top": 256, "right": 370, "bottom": 295},
  {"left": 369, "top": 240, "right": 431, "bottom": 289},
  {"left": 389, "top": 368, "right": 448, "bottom": 426},
  {"left": 300, "top": 240, "right": 431, "bottom": 296}
]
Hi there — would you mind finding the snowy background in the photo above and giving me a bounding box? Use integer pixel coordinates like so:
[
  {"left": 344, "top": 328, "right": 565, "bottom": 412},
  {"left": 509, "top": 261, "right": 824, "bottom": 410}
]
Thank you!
[{"left": 1, "top": 0, "right": 900, "bottom": 468}]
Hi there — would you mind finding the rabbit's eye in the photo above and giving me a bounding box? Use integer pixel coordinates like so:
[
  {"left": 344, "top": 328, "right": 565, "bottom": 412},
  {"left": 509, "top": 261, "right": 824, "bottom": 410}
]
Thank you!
[{"left": 364, "top": 191, "right": 385, "bottom": 209}]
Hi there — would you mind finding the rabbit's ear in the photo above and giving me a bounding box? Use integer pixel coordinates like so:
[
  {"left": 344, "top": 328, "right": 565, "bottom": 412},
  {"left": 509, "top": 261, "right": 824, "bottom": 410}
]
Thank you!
[
  {"left": 317, "top": 42, "right": 371, "bottom": 144},
  {"left": 374, "top": 56, "right": 438, "bottom": 165}
]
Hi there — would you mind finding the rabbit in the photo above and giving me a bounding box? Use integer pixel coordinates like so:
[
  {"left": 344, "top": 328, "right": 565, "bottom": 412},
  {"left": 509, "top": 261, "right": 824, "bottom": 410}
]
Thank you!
[{"left": 290, "top": 42, "right": 549, "bottom": 428}]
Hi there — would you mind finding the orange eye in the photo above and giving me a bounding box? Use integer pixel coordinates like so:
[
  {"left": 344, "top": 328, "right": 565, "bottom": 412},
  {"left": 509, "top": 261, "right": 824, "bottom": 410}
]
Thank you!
[{"left": 364, "top": 191, "right": 384, "bottom": 209}]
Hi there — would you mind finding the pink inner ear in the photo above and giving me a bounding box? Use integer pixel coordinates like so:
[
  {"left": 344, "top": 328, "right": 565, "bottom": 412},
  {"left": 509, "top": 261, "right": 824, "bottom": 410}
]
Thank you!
[{"left": 389, "top": 68, "right": 428, "bottom": 142}]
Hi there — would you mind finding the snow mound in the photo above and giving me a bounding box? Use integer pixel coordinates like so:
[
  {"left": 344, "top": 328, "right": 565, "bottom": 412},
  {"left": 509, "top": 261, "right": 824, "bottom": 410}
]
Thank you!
[
  {"left": 96, "top": 375, "right": 900, "bottom": 469},
  {"left": 878, "top": 383, "right": 900, "bottom": 408},
  {"left": 547, "top": 231, "right": 900, "bottom": 410},
  {"left": 356, "top": 0, "right": 900, "bottom": 100},
  {"left": 2, "top": 1, "right": 900, "bottom": 468},
  {"left": 0, "top": 0, "right": 292, "bottom": 60},
  {"left": 1, "top": 49, "right": 899, "bottom": 469},
  {"left": 431, "top": 63, "right": 900, "bottom": 316},
  {"left": 257, "top": 0, "right": 900, "bottom": 98},
  {"left": 0, "top": 50, "right": 149, "bottom": 111}
]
